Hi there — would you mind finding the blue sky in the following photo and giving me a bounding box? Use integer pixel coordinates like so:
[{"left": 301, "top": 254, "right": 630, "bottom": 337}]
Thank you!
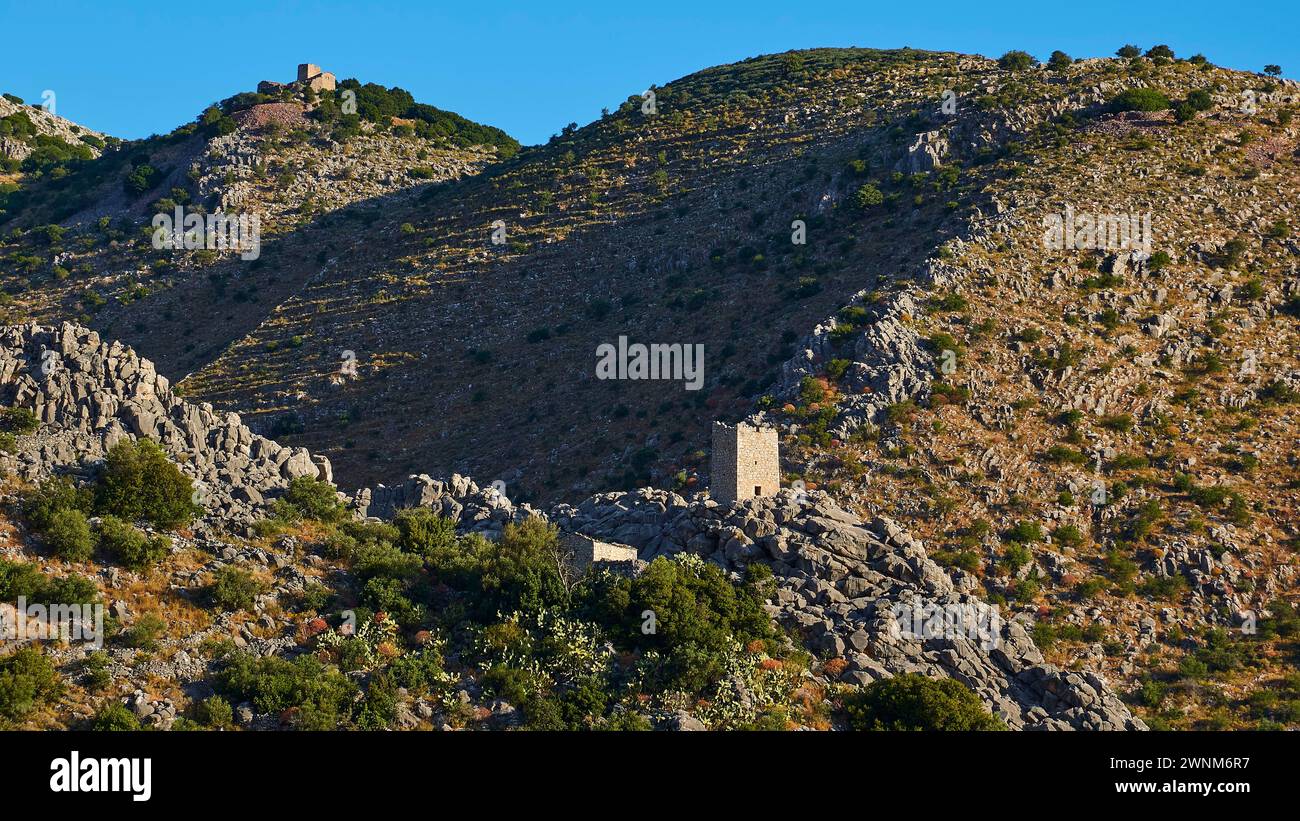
[{"left": 1, "top": 0, "right": 1294, "bottom": 146}]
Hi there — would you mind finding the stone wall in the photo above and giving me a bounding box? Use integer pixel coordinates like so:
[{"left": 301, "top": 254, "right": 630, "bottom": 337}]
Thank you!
[{"left": 560, "top": 532, "right": 640, "bottom": 573}]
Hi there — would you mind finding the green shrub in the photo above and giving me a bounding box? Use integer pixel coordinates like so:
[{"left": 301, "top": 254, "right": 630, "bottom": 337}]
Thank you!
[
  {"left": 0, "top": 406, "right": 38, "bottom": 435},
  {"left": 0, "top": 647, "right": 63, "bottom": 724},
  {"left": 208, "top": 566, "right": 267, "bottom": 611},
  {"left": 194, "top": 695, "right": 234, "bottom": 729},
  {"left": 80, "top": 652, "right": 111, "bottom": 691},
  {"left": 578, "top": 554, "right": 772, "bottom": 692},
  {"left": 844, "top": 674, "right": 1005, "bottom": 730},
  {"left": 393, "top": 508, "right": 457, "bottom": 560},
  {"left": 998, "top": 50, "right": 1035, "bottom": 71},
  {"left": 216, "top": 652, "right": 358, "bottom": 730},
  {"left": 97, "top": 515, "right": 168, "bottom": 569},
  {"left": 1004, "top": 520, "right": 1045, "bottom": 544},
  {"left": 23, "top": 475, "right": 92, "bottom": 531},
  {"left": 96, "top": 439, "right": 195, "bottom": 529},
  {"left": 1111, "top": 88, "right": 1171, "bottom": 112},
  {"left": 277, "top": 475, "right": 346, "bottom": 523},
  {"left": 122, "top": 613, "right": 166, "bottom": 650},
  {"left": 474, "top": 517, "right": 570, "bottom": 617},
  {"left": 44, "top": 508, "right": 94, "bottom": 561},
  {"left": 90, "top": 701, "right": 142, "bottom": 731},
  {"left": 852, "top": 183, "right": 884, "bottom": 209}
]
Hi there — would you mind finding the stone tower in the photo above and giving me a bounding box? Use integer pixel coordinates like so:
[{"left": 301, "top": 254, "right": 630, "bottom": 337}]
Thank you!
[
  {"left": 710, "top": 421, "right": 779, "bottom": 505},
  {"left": 296, "top": 63, "right": 337, "bottom": 93}
]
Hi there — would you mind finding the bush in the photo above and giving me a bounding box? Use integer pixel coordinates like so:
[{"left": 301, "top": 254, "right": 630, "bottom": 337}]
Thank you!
[
  {"left": 852, "top": 183, "right": 884, "bottom": 209},
  {"left": 194, "top": 695, "right": 233, "bottom": 729},
  {"left": 1047, "top": 50, "right": 1072, "bottom": 70},
  {"left": 208, "top": 566, "right": 267, "bottom": 611},
  {"left": 123, "top": 164, "right": 161, "bottom": 196},
  {"left": 97, "top": 515, "right": 168, "bottom": 569},
  {"left": 96, "top": 439, "right": 195, "bottom": 529},
  {"left": 90, "top": 701, "right": 142, "bottom": 731},
  {"left": 1111, "top": 88, "right": 1171, "bottom": 113},
  {"left": 0, "top": 406, "right": 38, "bottom": 435},
  {"left": 844, "top": 674, "right": 1005, "bottom": 730},
  {"left": 1004, "top": 520, "right": 1045, "bottom": 544},
  {"left": 122, "top": 613, "right": 166, "bottom": 650},
  {"left": 0, "top": 560, "right": 99, "bottom": 607},
  {"left": 277, "top": 475, "right": 346, "bottom": 523},
  {"left": 393, "top": 508, "right": 457, "bottom": 560},
  {"left": 475, "top": 517, "right": 570, "bottom": 617},
  {"left": 216, "top": 652, "right": 357, "bottom": 730},
  {"left": 44, "top": 508, "right": 94, "bottom": 561},
  {"left": 579, "top": 554, "right": 772, "bottom": 692},
  {"left": 998, "top": 50, "right": 1036, "bottom": 71},
  {"left": 0, "top": 647, "right": 63, "bottom": 724},
  {"left": 23, "top": 476, "right": 92, "bottom": 531}
]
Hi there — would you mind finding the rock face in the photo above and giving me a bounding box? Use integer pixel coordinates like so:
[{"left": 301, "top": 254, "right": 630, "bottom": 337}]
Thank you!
[
  {"left": 0, "top": 322, "right": 329, "bottom": 529},
  {"left": 352, "top": 472, "right": 542, "bottom": 540},
  {"left": 552, "top": 487, "right": 1146, "bottom": 731}
]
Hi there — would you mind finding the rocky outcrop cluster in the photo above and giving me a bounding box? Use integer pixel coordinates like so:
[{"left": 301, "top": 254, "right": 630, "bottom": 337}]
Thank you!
[
  {"left": 354, "top": 472, "right": 542, "bottom": 539},
  {"left": 552, "top": 486, "right": 1146, "bottom": 730},
  {"left": 0, "top": 322, "right": 330, "bottom": 528}
]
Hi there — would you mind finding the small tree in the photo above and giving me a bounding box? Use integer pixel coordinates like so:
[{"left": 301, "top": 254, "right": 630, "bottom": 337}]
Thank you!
[
  {"left": 97, "top": 516, "right": 169, "bottom": 570},
  {"left": 998, "top": 50, "right": 1036, "bottom": 71},
  {"left": 1116, "top": 44, "right": 1142, "bottom": 59},
  {"left": 1047, "top": 50, "right": 1072, "bottom": 70},
  {"left": 278, "top": 476, "right": 346, "bottom": 523},
  {"left": 852, "top": 183, "right": 884, "bottom": 210},
  {"left": 90, "top": 701, "right": 141, "bottom": 731},
  {"left": 1264, "top": 64, "right": 1282, "bottom": 77},
  {"left": 96, "top": 439, "right": 195, "bottom": 529},
  {"left": 45, "top": 508, "right": 94, "bottom": 562},
  {"left": 1145, "top": 44, "right": 1175, "bottom": 60},
  {"left": 208, "top": 566, "right": 267, "bottom": 611}
]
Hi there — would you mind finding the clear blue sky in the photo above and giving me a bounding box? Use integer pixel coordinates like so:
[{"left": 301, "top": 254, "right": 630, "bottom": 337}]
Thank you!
[{"left": 1, "top": 0, "right": 1294, "bottom": 146}]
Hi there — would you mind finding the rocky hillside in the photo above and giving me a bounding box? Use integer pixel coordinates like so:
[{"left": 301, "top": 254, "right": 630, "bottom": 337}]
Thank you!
[
  {"left": 0, "top": 93, "right": 109, "bottom": 169},
  {"left": 0, "top": 320, "right": 1142, "bottom": 730},
  {"left": 2, "top": 44, "right": 1299, "bottom": 732}
]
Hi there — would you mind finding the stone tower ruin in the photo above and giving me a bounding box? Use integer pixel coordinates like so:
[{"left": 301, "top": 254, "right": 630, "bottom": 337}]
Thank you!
[
  {"left": 710, "top": 421, "right": 779, "bottom": 505},
  {"left": 296, "top": 63, "right": 337, "bottom": 93}
]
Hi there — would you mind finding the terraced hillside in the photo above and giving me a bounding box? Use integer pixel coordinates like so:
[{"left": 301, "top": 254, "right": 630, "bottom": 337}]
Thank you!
[{"left": 174, "top": 49, "right": 1007, "bottom": 501}]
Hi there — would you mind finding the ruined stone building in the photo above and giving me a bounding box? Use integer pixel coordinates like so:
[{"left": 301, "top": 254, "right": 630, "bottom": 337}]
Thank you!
[
  {"left": 297, "top": 63, "right": 337, "bottom": 93},
  {"left": 257, "top": 63, "right": 337, "bottom": 96},
  {"left": 710, "top": 421, "right": 779, "bottom": 504}
]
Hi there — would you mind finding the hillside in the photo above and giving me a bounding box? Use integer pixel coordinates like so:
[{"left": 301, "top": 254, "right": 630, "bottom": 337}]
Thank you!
[
  {"left": 0, "top": 321, "right": 1143, "bottom": 730},
  {"left": 1, "top": 45, "right": 1299, "bottom": 731}
]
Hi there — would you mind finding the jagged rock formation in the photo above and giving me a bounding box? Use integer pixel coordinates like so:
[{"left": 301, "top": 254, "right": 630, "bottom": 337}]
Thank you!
[
  {"left": 552, "top": 487, "right": 1145, "bottom": 730},
  {"left": 0, "top": 322, "right": 328, "bottom": 528}
]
